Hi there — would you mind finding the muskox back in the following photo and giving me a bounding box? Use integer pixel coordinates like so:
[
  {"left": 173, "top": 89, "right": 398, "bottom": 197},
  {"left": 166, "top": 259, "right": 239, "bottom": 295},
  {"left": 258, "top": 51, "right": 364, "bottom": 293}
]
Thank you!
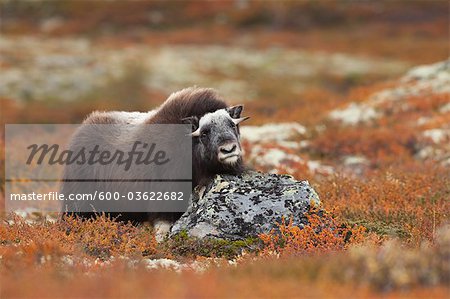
[{"left": 61, "top": 87, "right": 246, "bottom": 225}]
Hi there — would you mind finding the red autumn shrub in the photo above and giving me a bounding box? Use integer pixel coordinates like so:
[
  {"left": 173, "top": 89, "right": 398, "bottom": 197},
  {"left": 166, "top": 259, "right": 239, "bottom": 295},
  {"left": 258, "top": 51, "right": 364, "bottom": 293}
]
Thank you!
[{"left": 259, "top": 208, "right": 368, "bottom": 256}]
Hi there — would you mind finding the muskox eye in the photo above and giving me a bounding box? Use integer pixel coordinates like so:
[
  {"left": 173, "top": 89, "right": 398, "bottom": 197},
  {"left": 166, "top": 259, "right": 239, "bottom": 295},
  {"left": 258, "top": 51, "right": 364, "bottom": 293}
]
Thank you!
[{"left": 201, "top": 130, "right": 209, "bottom": 138}]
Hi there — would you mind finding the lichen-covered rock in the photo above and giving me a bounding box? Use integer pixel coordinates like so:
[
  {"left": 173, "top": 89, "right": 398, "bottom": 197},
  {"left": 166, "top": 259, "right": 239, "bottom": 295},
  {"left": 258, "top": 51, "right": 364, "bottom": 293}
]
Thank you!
[{"left": 170, "top": 171, "right": 320, "bottom": 240}]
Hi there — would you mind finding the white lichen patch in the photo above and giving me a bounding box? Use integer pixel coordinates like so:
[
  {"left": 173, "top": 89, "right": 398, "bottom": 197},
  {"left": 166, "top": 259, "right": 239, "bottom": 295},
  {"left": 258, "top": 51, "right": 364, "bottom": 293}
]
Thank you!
[
  {"left": 342, "top": 155, "right": 370, "bottom": 166},
  {"left": 417, "top": 125, "right": 450, "bottom": 165},
  {"left": 261, "top": 147, "right": 301, "bottom": 167},
  {"left": 328, "top": 59, "right": 450, "bottom": 126},
  {"left": 241, "top": 122, "right": 333, "bottom": 175},
  {"left": 423, "top": 128, "right": 450, "bottom": 144},
  {"left": 403, "top": 60, "right": 450, "bottom": 82},
  {"left": 0, "top": 35, "right": 408, "bottom": 102},
  {"left": 143, "top": 258, "right": 183, "bottom": 272},
  {"left": 246, "top": 144, "right": 333, "bottom": 175},
  {"left": 210, "top": 180, "right": 231, "bottom": 193},
  {"left": 240, "top": 123, "right": 306, "bottom": 144},
  {"left": 12, "top": 208, "right": 58, "bottom": 224},
  {"left": 371, "top": 59, "right": 450, "bottom": 105},
  {"left": 306, "top": 160, "right": 334, "bottom": 175},
  {"left": 329, "top": 103, "right": 380, "bottom": 125},
  {"left": 439, "top": 102, "right": 450, "bottom": 113}
]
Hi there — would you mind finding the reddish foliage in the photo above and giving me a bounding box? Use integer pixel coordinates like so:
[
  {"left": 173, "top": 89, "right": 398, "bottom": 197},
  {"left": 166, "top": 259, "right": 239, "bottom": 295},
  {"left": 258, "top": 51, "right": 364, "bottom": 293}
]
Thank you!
[
  {"left": 259, "top": 208, "right": 368, "bottom": 256},
  {"left": 317, "top": 164, "right": 450, "bottom": 244},
  {"left": 311, "top": 124, "right": 417, "bottom": 162}
]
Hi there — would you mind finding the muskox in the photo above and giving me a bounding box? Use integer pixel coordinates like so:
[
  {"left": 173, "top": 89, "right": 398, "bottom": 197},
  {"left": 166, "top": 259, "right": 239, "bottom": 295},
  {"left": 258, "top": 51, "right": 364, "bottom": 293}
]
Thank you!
[{"left": 61, "top": 87, "right": 249, "bottom": 230}]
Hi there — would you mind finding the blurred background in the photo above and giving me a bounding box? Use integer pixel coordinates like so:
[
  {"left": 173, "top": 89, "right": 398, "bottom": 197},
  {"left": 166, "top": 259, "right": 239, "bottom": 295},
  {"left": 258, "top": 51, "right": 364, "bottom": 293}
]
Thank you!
[{"left": 0, "top": 0, "right": 447, "bottom": 124}]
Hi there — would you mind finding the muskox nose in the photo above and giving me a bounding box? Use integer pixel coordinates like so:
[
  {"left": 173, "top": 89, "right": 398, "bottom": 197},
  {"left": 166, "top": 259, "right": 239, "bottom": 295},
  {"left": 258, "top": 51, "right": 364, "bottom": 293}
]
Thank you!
[
  {"left": 219, "top": 143, "right": 237, "bottom": 154},
  {"left": 218, "top": 142, "right": 241, "bottom": 164}
]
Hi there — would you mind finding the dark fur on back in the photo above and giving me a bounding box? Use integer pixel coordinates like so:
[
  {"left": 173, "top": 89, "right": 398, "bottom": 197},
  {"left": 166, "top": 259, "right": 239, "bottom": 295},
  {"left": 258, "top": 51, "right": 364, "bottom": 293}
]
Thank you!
[{"left": 146, "top": 87, "right": 227, "bottom": 125}]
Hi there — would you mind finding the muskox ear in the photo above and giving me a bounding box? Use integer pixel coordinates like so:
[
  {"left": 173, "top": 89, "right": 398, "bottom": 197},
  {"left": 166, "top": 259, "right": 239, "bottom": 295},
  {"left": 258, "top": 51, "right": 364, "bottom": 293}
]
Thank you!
[
  {"left": 181, "top": 116, "right": 199, "bottom": 132},
  {"left": 226, "top": 105, "right": 244, "bottom": 119}
]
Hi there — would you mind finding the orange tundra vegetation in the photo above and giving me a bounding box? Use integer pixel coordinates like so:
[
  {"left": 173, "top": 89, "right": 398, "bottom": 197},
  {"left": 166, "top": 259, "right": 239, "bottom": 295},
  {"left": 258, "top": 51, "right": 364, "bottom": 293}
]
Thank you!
[
  {"left": 1, "top": 216, "right": 449, "bottom": 297},
  {"left": 1, "top": 1, "right": 449, "bottom": 297},
  {"left": 1, "top": 76, "right": 450, "bottom": 297},
  {"left": 317, "top": 164, "right": 449, "bottom": 244},
  {"left": 259, "top": 209, "right": 369, "bottom": 256}
]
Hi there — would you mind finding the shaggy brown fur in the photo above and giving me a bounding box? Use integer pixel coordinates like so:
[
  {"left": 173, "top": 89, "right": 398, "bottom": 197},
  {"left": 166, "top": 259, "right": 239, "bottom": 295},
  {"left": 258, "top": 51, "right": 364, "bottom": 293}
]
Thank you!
[{"left": 62, "top": 87, "right": 245, "bottom": 224}]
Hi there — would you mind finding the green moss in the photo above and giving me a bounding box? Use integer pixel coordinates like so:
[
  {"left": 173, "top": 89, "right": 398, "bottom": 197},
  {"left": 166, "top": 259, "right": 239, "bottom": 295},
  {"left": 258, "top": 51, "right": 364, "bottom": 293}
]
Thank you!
[
  {"left": 347, "top": 219, "right": 410, "bottom": 239},
  {"left": 161, "top": 233, "right": 261, "bottom": 259}
]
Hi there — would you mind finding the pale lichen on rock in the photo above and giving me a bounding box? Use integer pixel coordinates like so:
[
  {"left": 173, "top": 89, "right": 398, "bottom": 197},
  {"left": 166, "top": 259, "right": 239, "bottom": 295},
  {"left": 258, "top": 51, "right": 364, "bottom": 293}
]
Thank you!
[{"left": 170, "top": 171, "right": 320, "bottom": 240}]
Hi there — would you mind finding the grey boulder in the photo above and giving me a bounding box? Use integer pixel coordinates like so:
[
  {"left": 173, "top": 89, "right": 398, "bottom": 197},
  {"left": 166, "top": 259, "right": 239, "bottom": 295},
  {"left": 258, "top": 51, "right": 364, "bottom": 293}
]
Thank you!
[{"left": 170, "top": 171, "right": 320, "bottom": 240}]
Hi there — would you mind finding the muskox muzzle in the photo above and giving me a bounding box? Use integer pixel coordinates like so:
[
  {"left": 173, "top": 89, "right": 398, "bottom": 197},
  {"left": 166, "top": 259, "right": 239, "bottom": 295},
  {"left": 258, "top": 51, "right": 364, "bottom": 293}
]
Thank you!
[{"left": 218, "top": 141, "right": 241, "bottom": 164}]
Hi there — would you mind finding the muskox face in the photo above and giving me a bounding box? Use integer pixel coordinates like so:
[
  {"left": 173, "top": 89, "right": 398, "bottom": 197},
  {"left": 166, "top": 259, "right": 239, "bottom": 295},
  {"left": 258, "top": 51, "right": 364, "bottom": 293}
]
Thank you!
[{"left": 183, "top": 105, "right": 249, "bottom": 170}]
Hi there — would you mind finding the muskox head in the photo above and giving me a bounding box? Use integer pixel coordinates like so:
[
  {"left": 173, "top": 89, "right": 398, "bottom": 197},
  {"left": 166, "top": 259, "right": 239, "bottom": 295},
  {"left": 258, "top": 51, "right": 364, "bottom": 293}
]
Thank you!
[{"left": 183, "top": 105, "right": 249, "bottom": 175}]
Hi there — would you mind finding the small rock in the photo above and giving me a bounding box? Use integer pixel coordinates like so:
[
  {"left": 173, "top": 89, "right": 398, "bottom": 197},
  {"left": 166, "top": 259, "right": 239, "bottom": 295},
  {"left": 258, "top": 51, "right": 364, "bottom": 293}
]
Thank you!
[{"left": 170, "top": 171, "right": 320, "bottom": 240}]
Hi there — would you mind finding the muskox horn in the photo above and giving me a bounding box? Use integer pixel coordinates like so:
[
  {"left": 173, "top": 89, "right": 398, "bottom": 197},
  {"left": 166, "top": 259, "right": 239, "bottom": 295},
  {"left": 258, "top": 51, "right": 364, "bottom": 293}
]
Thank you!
[
  {"left": 232, "top": 116, "right": 250, "bottom": 125},
  {"left": 191, "top": 128, "right": 201, "bottom": 137}
]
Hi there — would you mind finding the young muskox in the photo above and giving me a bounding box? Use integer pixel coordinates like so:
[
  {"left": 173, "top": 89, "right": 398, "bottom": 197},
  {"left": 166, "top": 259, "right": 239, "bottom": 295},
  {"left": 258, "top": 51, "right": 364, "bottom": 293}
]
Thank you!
[{"left": 61, "top": 87, "right": 249, "bottom": 230}]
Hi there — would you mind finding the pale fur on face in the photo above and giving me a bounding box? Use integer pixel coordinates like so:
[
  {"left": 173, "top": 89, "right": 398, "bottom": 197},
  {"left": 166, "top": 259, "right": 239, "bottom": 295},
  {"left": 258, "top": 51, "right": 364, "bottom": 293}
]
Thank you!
[
  {"left": 198, "top": 109, "right": 241, "bottom": 165},
  {"left": 198, "top": 109, "right": 232, "bottom": 130}
]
